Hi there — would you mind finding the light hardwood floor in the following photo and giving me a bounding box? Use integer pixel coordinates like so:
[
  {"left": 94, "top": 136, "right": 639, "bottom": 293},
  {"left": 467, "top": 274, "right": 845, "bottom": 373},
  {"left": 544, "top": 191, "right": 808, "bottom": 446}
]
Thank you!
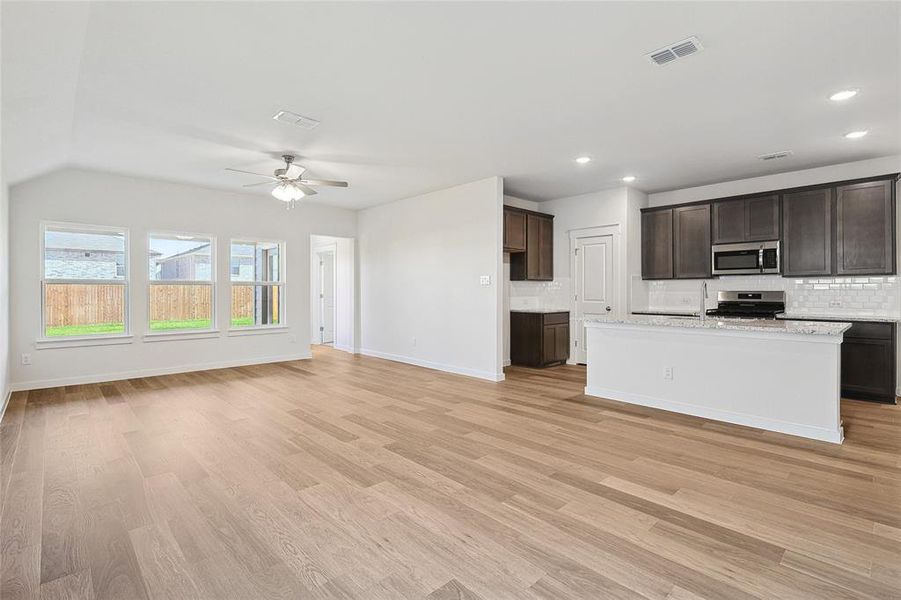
[{"left": 1, "top": 346, "right": 899, "bottom": 599}]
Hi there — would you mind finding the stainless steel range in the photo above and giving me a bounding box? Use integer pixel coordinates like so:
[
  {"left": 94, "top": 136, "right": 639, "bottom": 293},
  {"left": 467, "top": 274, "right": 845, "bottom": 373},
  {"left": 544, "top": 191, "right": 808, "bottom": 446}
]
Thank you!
[{"left": 705, "top": 291, "right": 785, "bottom": 319}]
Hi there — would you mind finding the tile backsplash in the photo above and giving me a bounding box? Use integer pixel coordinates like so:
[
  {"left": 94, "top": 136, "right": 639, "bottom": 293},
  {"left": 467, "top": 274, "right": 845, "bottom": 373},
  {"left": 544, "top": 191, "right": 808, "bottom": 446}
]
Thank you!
[
  {"left": 507, "top": 272, "right": 900, "bottom": 320},
  {"left": 635, "top": 274, "right": 901, "bottom": 320},
  {"left": 509, "top": 277, "right": 572, "bottom": 310}
]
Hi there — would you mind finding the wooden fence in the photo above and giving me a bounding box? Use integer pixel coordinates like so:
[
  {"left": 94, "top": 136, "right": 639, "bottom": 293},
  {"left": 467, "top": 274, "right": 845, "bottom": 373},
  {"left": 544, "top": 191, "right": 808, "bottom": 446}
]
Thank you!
[{"left": 43, "top": 283, "right": 270, "bottom": 326}]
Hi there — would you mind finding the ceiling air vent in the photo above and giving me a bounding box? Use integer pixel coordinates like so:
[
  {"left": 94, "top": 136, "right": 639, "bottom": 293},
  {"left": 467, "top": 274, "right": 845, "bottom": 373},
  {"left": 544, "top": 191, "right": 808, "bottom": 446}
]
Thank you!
[
  {"left": 272, "top": 110, "right": 320, "bottom": 129},
  {"left": 757, "top": 150, "right": 794, "bottom": 161},
  {"left": 646, "top": 36, "right": 704, "bottom": 66}
]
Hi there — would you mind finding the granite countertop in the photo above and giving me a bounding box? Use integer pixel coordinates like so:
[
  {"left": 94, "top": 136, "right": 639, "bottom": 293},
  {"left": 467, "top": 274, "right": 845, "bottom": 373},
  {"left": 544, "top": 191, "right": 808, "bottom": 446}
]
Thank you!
[
  {"left": 586, "top": 315, "right": 852, "bottom": 336},
  {"left": 632, "top": 310, "right": 700, "bottom": 317},
  {"left": 776, "top": 312, "right": 900, "bottom": 324},
  {"left": 510, "top": 308, "right": 570, "bottom": 314}
]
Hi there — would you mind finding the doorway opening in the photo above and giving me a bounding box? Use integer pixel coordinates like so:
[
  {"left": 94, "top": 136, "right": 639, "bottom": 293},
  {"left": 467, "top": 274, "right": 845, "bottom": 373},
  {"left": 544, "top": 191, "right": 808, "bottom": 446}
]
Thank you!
[{"left": 310, "top": 235, "right": 356, "bottom": 353}]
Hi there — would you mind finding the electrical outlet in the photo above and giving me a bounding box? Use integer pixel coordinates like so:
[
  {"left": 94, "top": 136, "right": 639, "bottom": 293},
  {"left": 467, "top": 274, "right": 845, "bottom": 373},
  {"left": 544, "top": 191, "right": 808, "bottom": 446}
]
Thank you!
[
  {"left": 663, "top": 366, "right": 673, "bottom": 381},
  {"left": 21, "top": 353, "right": 32, "bottom": 366},
  {"left": 829, "top": 300, "right": 842, "bottom": 308},
  {"left": 479, "top": 275, "right": 491, "bottom": 286}
]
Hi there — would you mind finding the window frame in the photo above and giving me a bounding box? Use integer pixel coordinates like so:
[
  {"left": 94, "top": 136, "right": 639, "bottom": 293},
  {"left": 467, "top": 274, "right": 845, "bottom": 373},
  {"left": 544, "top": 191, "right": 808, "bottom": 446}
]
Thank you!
[
  {"left": 39, "top": 221, "right": 131, "bottom": 344},
  {"left": 145, "top": 231, "right": 218, "bottom": 338},
  {"left": 228, "top": 238, "right": 286, "bottom": 331}
]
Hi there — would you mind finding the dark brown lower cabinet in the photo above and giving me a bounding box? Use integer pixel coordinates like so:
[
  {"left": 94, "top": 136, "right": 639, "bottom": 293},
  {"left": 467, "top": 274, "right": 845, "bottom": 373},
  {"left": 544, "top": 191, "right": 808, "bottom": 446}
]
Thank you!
[
  {"left": 841, "top": 321, "right": 897, "bottom": 403},
  {"left": 788, "top": 318, "right": 897, "bottom": 402},
  {"left": 510, "top": 311, "right": 569, "bottom": 367}
]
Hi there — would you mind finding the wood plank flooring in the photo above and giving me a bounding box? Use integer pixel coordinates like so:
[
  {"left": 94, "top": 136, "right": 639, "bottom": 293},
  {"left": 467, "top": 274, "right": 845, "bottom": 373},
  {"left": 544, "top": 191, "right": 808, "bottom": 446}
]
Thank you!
[{"left": 1, "top": 346, "right": 899, "bottom": 599}]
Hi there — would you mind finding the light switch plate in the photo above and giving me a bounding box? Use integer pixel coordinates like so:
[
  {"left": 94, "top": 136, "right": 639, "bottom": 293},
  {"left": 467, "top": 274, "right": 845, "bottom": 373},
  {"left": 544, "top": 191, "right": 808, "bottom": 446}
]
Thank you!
[{"left": 479, "top": 275, "right": 491, "bottom": 286}]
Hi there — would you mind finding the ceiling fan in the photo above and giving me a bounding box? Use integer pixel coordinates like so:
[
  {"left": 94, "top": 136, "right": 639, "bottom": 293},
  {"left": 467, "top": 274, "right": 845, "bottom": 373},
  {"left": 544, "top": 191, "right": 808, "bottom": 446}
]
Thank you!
[{"left": 226, "top": 154, "right": 348, "bottom": 208}]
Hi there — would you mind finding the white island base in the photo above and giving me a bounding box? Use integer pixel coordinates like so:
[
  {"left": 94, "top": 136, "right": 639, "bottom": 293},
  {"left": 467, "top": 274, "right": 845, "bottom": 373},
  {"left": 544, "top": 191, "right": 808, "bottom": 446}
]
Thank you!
[{"left": 584, "top": 317, "right": 850, "bottom": 444}]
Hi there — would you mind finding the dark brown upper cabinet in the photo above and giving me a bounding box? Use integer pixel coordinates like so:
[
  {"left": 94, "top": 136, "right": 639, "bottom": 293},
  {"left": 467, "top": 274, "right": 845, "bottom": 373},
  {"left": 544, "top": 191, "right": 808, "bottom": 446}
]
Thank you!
[
  {"left": 673, "top": 204, "right": 711, "bottom": 278},
  {"left": 747, "top": 195, "right": 781, "bottom": 240},
  {"left": 503, "top": 208, "right": 527, "bottom": 252},
  {"left": 835, "top": 180, "right": 894, "bottom": 275},
  {"left": 712, "top": 195, "right": 780, "bottom": 244},
  {"left": 641, "top": 208, "right": 673, "bottom": 279},
  {"left": 782, "top": 187, "right": 833, "bottom": 277},
  {"left": 711, "top": 199, "right": 745, "bottom": 244},
  {"left": 508, "top": 207, "right": 554, "bottom": 281}
]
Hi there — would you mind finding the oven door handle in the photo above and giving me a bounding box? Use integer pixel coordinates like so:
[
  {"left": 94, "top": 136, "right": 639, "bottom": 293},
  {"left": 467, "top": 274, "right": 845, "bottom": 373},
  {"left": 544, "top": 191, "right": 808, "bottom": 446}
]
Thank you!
[{"left": 758, "top": 246, "right": 764, "bottom": 273}]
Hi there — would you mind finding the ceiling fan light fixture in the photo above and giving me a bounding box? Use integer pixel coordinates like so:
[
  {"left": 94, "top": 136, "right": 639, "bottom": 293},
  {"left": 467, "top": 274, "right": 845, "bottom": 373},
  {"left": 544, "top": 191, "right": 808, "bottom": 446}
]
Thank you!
[{"left": 272, "top": 182, "right": 305, "bottom": 203}]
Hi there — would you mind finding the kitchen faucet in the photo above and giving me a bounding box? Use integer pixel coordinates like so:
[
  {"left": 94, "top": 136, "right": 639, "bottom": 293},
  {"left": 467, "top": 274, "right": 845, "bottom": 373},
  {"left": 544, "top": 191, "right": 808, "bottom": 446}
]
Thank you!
[{"left": 700, "top": 281, "right": 708, "bottom": 321}]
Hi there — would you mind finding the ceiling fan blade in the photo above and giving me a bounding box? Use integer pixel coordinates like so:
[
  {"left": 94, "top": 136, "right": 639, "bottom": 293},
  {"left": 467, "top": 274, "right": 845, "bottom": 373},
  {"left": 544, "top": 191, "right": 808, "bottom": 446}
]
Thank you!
[
  {"left": 225, "top": 167, "right": 278, "bottom": 180},
  {"left": 242, "top": 181, "right": 274, "bottom": 188},
  {"left": 296, "top": 183, "right": 318, "bottom": 196},
  {"left": 285, "top": 164, "right": 306, "bottom": 179},
  {"left": 299, "top": 179, "right": 349, "bottom": 188}
]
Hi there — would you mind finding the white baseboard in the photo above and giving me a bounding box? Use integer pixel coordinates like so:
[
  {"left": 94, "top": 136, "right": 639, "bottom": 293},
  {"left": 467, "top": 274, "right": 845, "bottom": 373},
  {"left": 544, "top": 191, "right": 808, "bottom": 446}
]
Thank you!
[
  {"left": 9, "top": 351, "right": 313, "bottom": 392},
  {"left": 333, "top": 344, "right": 358, "bottom": 355},
  {"left": 359, "top": 348, "right": 504, "bottom": 382},
  {"left": 584, "top": 385, "right": 844, "bottom": 444},
  {"left": 0, "top": 387, "right": 10, "bottom": 423},
  {"left": 503, "top": 359, "right": 511, "bottom": 367}
]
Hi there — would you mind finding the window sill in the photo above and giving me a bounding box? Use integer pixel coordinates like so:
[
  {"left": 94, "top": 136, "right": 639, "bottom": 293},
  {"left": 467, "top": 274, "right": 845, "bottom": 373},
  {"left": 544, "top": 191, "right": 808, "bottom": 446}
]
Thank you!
[
  {"left": 36, "top": 334, "right": 134, "bottom": 349},
  {"left": 227, "top": 325, "right": 289, "bottom": 337},
  {"left": 143, "top": 329, "right": 221, "bottom": 342}
]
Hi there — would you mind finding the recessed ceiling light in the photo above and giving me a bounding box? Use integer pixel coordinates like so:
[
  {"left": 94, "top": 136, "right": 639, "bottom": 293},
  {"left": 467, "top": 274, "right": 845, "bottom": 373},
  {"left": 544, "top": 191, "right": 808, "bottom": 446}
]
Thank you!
[
  {"left": 621, "top": 175, "right": 637, "bottom": 183},
  {"left": 575, "top": 156, "right": 592, "bottom": 165},
  {"left": 844, "top": 130, "right": 869, "bottom": 139},
  {"left": 829, "top": 89, "right": 858, "bottom": 102}
]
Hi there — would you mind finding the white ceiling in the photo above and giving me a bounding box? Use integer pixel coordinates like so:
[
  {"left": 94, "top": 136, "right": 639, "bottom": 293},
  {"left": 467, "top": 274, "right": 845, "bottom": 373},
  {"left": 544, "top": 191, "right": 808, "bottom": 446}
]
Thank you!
[{"left": 3, "top": 1, "right": 899, "bottom": 209}]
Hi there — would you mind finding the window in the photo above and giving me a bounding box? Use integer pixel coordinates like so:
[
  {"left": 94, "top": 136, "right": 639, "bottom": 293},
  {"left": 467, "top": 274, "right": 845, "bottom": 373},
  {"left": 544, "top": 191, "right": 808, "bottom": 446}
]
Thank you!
[
  {"left": 42, "top": 223, "right": 128, "bottom": 338},
  {"left": 230, "top": 240, "right": 283, "bottom": 328},
  {"left": 149, "top": 233, "right": 215, "bottom": 332}
]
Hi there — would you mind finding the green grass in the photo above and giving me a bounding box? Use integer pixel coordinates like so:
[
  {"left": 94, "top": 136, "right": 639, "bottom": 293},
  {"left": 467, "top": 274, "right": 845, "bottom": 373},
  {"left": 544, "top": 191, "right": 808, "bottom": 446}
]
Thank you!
[
  {"left": 150, "top": 318, "right": 212, "bottom": 331},
  {"left": 45, "top": 323, "right": 125, "bottom": 337},
  {"left": 47, "top": 316, "right": 263, "bottom": 337}
]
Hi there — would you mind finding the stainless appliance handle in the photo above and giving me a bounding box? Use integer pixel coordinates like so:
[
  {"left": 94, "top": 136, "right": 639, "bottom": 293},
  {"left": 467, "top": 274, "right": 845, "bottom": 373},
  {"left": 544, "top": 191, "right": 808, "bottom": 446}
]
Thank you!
[{"left": 758, "top": 246, "right": 764, "bottom": 273}]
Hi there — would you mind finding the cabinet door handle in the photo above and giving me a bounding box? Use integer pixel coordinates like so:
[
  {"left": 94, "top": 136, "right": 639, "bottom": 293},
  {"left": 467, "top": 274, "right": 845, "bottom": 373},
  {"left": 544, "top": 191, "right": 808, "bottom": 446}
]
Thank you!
[{"left": 605, "top": 306, "right": 612, "bottom": 312}]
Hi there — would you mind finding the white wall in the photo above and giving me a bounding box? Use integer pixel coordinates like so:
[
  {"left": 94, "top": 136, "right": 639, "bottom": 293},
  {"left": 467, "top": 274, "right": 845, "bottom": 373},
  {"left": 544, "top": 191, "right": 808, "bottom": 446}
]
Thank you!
[
  {"left": 503, "top": 194, "right": 539, "bottom": 212},
  {"left": 9, "top": 168, "right": 356, "bottom": 389},
  {"left": 358, "top": 177, "right": 504, "bottom": 381},
  {"left": 1, "top": 182, "right": 9, "bottom": 412}
]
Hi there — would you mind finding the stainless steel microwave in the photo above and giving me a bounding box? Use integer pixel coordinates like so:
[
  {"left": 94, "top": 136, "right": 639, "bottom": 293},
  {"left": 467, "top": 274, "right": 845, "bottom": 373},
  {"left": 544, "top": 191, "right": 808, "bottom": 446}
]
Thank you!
[{"left": 711, "top": 241, "right": 780, "bottom": 275}]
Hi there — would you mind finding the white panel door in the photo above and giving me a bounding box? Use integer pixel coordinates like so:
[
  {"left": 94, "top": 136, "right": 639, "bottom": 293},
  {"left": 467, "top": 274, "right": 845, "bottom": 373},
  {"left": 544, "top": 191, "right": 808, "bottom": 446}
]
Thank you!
[
  {"left": 574, "top": 234, "right": 615, "bottom": 364},
  {"left": 319, "top": 251, "right": 335, "bottom": 344}
]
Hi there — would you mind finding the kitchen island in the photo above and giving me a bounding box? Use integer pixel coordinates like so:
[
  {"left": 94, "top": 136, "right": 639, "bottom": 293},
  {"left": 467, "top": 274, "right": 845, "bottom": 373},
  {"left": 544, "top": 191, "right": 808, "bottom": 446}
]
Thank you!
[{"left": 584, "top": 316, "right": 852, "bottom": 443}]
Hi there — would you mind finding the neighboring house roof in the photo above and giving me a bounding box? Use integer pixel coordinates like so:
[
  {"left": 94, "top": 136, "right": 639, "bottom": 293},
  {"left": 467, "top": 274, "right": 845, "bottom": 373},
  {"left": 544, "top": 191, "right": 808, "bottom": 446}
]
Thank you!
[
  {"left": 155, "top": 242, "right": 211, "bottom": 264},
  {"left": 45, "top": 230, "right": 125, "bottom": 253}
]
